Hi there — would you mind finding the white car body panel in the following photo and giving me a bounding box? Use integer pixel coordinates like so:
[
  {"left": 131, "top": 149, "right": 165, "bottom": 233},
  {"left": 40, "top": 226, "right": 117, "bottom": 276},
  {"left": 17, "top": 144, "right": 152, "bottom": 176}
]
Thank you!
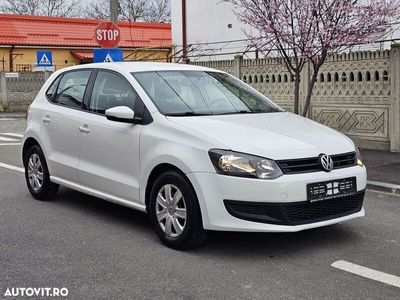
[
  {"left": 77, "top": 111, "right": 142, "bottom": 202},
  {"left": 22, "top": 62, "right": 367, "bottom": 233}
]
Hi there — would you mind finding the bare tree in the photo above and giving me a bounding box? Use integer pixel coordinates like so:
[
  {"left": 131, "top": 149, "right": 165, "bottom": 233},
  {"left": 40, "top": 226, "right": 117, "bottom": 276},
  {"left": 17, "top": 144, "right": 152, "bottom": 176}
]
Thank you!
[
  {"left": 0, "top": 0, "right": 81, "bottom": 17},
  {"left": 0, "top": 0, "right": 41, "bottom": 15},
  {"left": 84, "top": 0, "right": 170, "bottom": 22},
  {"left": 84, "top": 0, "right": 110, "bottom": 20}
]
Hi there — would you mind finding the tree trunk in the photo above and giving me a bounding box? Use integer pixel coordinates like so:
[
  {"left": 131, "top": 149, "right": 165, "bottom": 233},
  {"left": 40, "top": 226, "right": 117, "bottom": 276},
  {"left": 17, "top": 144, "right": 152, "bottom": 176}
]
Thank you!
[
  {"left": 293, "top": 73, "right": 300, "bottom": 114},
  {"left": 302, "top": 69, "right": 318, "bottom": 117}
]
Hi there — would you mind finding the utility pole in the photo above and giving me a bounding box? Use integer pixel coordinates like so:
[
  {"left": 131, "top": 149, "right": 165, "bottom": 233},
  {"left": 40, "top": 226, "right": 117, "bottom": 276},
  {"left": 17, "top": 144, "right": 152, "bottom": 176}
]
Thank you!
[{"left": 110, "top": 0, "right": 118, "bottom": 23}]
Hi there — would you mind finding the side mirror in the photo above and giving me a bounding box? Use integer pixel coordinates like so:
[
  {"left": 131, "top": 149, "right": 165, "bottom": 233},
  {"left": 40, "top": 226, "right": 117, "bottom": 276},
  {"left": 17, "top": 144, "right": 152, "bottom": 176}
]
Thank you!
[{"left": 105, "top": 106, "right": 135, "bottom": 123}]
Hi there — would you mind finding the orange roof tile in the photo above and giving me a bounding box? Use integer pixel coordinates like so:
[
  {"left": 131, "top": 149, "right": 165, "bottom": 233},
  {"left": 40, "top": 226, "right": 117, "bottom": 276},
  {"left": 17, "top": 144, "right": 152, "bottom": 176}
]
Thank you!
[{"left": 0, "top": 14, "right": 171, "bottom": 49}]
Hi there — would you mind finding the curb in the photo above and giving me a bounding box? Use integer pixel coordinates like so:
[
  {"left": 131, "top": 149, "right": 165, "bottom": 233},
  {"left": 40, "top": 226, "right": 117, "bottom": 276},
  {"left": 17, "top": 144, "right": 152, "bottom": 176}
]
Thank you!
[
  {"left": 0, "top": 114, "right": 25, "bottom": 119},
  {"left": 367, "top": 180, "right": 400, "bottom": 195}
]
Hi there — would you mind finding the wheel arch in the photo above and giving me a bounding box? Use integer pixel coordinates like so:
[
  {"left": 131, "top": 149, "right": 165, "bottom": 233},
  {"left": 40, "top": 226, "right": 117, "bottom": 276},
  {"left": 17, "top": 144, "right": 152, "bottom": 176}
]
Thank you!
[
  {"left": 144, "top": 163, "right": 196, "bottom": 212},
  {"left": 22, "top": 137, "right": 42, "bottom": 167}
]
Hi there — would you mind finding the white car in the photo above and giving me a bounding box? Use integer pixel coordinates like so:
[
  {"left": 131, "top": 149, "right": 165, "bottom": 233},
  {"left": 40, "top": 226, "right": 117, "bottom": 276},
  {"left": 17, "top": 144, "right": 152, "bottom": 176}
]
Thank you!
[{"left": 22, "top": 62, "right": 367, "bottom": 249}]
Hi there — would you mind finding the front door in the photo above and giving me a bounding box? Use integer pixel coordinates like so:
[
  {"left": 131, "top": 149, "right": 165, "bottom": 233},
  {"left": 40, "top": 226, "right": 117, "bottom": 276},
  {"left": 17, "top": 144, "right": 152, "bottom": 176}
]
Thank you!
[{"left": 77, "top": 70, "right": 142, "bottom": 202}]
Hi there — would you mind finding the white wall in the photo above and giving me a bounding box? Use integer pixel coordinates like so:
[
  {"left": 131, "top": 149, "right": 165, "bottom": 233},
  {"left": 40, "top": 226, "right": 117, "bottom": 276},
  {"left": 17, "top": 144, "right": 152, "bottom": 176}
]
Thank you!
[
  {"left": 171, "top": 0, "right": 255, "bottom": 61},
  {"left": 172, "top": 0, "right": 400, "bottom": 62}
]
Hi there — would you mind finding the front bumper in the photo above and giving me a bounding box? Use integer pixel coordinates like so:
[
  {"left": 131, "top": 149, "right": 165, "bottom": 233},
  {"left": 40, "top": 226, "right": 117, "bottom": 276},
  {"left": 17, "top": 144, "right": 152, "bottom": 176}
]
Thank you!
[{"left": 187, "top": 165, "right": 367, "bottom": 232}]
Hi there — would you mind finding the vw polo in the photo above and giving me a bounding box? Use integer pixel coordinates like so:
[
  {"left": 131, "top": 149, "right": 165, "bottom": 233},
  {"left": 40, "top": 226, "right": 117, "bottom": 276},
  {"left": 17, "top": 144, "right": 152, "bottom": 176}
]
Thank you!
[{"left": 22, "top": 62, "right": 367, "bottom": 249}]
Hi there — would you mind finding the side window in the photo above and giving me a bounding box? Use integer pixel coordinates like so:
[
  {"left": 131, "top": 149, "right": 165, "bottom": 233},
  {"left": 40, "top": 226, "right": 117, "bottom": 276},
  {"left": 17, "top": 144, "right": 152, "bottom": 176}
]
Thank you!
[
  {"left": 90, "top": 71, "right": 138, "bottom": 114},
  {"left": 54, "top": 70, "right": 91, "bottom": 108},
  {"left": 46, "top": 76, "right": 61, "bottom": 102}
]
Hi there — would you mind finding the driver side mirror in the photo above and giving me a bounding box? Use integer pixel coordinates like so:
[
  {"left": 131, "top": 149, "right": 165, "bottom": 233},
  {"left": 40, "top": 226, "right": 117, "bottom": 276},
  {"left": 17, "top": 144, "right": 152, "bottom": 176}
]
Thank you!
[{"left": 105, "top": 106, "right": 136, "bottom": 123}]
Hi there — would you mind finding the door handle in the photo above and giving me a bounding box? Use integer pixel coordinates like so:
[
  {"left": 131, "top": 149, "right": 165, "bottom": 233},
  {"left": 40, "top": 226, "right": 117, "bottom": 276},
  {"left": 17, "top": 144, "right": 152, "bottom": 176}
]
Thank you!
[
  {"left": 79, "top": 124, "right": 90, "bottom": 134},
  {"left": 42, "top": 115, "right": 50, "bottom": 124}
]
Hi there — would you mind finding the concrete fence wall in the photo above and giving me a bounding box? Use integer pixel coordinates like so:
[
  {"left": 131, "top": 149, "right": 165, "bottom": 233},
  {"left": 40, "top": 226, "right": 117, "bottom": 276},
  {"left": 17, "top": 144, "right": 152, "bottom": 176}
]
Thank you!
[
  {"left": 0, "top": 72, "right": 47, "bottom": 113},
  {"left": 192, "top": 44, "right": 400, "bottom": 152}
]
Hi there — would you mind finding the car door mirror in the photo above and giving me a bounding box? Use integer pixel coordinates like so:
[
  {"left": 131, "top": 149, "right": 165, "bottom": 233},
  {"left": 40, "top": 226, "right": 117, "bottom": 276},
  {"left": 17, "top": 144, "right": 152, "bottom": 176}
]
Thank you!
[{"left": 105, "top": 106, "right": 135, "bottom": 123}]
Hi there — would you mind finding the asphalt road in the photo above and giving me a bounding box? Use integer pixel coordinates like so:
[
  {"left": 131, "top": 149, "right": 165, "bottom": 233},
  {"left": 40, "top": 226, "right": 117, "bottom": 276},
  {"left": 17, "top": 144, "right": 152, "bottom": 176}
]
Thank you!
[{"left": 0, "top": 119, "right": 399, "bottom": 299}]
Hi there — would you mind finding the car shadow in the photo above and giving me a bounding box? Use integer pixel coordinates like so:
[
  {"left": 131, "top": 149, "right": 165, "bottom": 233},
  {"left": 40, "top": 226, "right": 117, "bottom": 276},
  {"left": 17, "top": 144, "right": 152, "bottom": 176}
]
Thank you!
[
  {"left": 52, "top": 187, "right": 153, "bottom": 233},
  {"left": 197, "top": 225, "right": 360, "bottom": 258},
  {"left": 51, "top": 187, "right": 361, "bottom": 256}
]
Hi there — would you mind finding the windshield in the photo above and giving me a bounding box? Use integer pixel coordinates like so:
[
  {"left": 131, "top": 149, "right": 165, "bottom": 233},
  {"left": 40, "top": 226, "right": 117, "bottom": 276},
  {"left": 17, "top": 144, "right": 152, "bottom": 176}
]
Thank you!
[{"left": 132, "top": 71, "right": 283, "bottom": 116}]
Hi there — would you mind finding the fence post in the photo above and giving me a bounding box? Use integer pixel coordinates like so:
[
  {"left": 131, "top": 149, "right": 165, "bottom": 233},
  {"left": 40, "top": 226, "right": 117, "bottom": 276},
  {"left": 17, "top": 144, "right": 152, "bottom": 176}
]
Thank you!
[
  {"left": 234, "top": 54, "right": 242, "bottom": 79},
  {"left": 390, "top": 44, "right": 400, "bottom": 152},
  {"left": 0, "top": 72, "right": 7, "bottom": 112}
]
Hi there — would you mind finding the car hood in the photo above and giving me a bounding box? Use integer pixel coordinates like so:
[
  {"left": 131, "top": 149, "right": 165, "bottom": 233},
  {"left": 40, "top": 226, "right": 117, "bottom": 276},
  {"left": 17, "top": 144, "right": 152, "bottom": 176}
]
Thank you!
[{"left": 167, "top": 112, "right": 355, "bottom": 159}]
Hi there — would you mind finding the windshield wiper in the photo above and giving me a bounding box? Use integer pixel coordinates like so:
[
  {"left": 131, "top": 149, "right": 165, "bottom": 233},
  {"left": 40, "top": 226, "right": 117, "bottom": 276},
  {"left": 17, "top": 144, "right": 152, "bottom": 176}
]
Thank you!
[{"left": 165, "top": 112, "right": 211, "bottom": 116}]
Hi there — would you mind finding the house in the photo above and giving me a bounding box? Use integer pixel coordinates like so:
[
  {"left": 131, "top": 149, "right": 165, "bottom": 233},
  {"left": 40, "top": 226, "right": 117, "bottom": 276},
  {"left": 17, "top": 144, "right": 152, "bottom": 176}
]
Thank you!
[{"left": 0, "top": 14, "right": 172, "bottom": 72}]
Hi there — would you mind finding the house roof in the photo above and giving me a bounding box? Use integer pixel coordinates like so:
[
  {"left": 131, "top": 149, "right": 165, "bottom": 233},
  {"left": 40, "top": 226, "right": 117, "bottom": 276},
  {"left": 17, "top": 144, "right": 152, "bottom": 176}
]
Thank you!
[{"left": 0, "top": 14, "right": 172, "bottom": 49}]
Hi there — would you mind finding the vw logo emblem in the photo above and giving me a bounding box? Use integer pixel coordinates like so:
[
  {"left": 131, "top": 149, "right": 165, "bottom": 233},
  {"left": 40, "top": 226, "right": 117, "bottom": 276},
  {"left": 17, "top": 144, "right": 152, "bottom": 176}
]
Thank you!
[{"left": 320, "top": 154, "right": 334, "bottom": 172}]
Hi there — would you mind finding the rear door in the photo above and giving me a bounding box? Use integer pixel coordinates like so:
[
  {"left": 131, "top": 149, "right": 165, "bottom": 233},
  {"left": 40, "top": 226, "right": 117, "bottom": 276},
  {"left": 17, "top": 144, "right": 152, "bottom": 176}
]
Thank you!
[
  {"left": 77, "top": 70, "right": 143, "bottom": 202},
  {"left": 42, "top": 69, "right": 92, "bottom": 182}
]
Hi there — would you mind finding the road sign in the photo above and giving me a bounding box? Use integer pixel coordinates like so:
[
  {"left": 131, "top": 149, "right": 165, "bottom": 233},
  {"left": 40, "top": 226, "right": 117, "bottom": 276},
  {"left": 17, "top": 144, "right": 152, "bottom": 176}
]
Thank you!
[
  {"left": 95, "top": 21, "right": 121, "bottom": 48},
  {"left": 5, "top": 72, "right": 18, "bottom": 78},
  {"left": 93, "top": 48, "right": 123, "bottom": 63},
  {"left": 37, "top": 51, "right": 52, "bottom": 67}
]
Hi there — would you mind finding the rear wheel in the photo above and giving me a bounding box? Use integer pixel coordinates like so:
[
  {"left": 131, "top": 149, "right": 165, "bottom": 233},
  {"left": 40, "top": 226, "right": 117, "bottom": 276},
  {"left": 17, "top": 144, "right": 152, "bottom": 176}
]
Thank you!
[
  {"left": 149, "top": 171, "right": 207, "bottom": 250},
  {"left": 24, "top": 145, "right": 59, "bottom": 200}
]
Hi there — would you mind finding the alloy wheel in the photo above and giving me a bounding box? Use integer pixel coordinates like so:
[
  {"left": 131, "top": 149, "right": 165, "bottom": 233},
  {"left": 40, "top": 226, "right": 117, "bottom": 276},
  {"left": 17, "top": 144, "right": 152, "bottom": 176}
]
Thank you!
[
  {"left": 155, "top": 184, "right": 187, "bottom": 237},
  {"left": 27, "top": 153, "right": 44, "bottom": 191}
]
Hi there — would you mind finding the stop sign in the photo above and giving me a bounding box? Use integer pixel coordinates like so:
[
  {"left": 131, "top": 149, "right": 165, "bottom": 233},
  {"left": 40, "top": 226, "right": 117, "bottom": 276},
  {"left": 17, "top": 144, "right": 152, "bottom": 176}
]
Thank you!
[{"left": 95, "top": 21, "right": 121, "bottom": 48}]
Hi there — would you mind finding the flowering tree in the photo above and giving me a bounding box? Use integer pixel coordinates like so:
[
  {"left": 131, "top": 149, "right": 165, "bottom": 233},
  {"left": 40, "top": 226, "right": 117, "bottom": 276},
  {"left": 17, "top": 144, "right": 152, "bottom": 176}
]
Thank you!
[{"left": 226, "top": 0, "right": 399, "bottom": 116}]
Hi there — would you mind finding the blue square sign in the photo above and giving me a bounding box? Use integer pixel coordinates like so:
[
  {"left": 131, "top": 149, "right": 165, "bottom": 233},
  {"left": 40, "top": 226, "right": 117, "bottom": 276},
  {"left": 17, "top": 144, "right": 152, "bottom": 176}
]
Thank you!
[
  {"left": 93, "top": 48, "right": 123, "bottom": 63},
  {"left": 37, "top": 51, "right": 52, "bottom": 67}
]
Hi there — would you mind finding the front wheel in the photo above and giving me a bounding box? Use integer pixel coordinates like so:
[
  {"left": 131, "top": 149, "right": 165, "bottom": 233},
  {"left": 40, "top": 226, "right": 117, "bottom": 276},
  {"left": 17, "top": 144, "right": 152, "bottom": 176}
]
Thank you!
[
  {"left": 24, "top": 145, "right": 59, "bottom": 200},
  {"left": 149, "top": 171, "right": 207, "bottom": 250}
]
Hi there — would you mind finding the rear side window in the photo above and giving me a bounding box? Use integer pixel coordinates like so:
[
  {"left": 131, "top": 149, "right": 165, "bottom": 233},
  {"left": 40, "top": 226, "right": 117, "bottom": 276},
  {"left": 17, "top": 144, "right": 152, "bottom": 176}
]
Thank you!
[
  {"left": 89, "top": 71, "right": 138, "bottom": 114},
  {"left": 54, "top": 70, "right": 91, "bottom": 108},
  {"left": 46, "top": 76, "right": 61, "bottom": 101}
]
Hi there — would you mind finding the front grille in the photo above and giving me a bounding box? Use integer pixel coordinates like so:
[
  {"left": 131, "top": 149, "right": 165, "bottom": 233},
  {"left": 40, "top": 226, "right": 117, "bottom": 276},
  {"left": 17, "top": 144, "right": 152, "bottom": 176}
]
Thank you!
[
  {"left": 224, "top": 191, "right": 364, "bottom": 225},
  {"left": 276, "top": 152, "right": 356, "bottom": 174}
]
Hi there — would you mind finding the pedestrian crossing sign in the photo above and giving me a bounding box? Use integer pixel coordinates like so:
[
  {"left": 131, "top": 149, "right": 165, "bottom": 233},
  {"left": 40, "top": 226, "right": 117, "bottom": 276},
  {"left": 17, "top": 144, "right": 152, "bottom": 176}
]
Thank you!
[
  {"left": 93, "top": 48, "right": 123, "bottom": 63},
  {"left": 37, "top": 51, "right": 53, "bottom": 67}
]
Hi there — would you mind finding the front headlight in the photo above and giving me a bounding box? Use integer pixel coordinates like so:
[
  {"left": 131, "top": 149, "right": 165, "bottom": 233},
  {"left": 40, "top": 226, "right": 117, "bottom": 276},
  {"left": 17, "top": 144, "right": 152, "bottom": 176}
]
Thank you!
[
  {"left": 355, "top": 146, "right": 363, "bottom": 166},
  {"left": 208, "top": 149, "right": 283, "bottom": 179}
]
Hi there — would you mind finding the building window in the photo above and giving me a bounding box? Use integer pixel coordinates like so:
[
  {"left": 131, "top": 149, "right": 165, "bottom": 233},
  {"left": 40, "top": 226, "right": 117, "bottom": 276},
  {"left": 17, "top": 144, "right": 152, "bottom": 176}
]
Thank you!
[
  {"left": 243, "top": 75, "right": 247, "bottom": 82},
  {"left": 265, "top": 75, "right": 270, "bottom": 83},
  {"left": 350, "top": 72, "right": 355, "bottom": 82},
  {"left": 272, "top": 75, "right": 276, "bottom": 83},
  {"left": 278, "top": 74, "right": 282, "bottom": 82},
  {"left": 249, "top": 75, "right": 252, "bottom": 83},
  {"left": 284, "top": 74, "right": 288, "bottom": 82},
  {"left": 260, "top": 75, "right": 264, "bottom": 83},
  {"left": 320, "top": 73, "right": 325, "bottom": 82},
  {"left": 334, "top": 72, "right": 339, "bottom": 82},
  {"left": 327, "top": 73, "right": 332, "bottom": 82}
]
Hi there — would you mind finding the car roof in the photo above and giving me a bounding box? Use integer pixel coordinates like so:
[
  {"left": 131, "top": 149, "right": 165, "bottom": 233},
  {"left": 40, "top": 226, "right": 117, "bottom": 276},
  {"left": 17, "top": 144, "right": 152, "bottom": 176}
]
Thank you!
[{"left": 58, "top": 62, "right": 222, "bottom": 74}]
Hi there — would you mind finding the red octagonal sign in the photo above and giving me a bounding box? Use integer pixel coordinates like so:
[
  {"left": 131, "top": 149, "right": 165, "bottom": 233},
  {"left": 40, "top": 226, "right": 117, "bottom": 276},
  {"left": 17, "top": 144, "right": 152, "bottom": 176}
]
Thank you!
[{"left": 95, "top": 21, "right": 121, "bottom": 48}]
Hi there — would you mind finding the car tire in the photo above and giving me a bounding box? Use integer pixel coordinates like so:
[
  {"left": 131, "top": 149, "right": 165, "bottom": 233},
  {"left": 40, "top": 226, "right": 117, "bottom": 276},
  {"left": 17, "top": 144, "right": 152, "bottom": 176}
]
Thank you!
[
  {"left": 149, "top": 171, "right": 207, "bottom": 250},
  {"left": 24, "top": 145, "right": 59, "bottom": 200}
]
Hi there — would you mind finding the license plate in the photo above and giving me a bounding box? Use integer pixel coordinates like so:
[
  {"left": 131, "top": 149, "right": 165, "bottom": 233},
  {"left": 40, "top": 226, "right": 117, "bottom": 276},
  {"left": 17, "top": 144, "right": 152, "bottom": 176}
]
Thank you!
[{"left": 307, "top": 177, "right": 357, "bottom": 202}]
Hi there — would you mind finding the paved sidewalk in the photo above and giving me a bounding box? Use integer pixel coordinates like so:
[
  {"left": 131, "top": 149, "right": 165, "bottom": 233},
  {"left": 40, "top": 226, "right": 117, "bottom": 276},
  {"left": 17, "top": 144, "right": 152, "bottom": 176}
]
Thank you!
[
  {"left": 361, "top": 148, "right": 400, "bottom": 194},
  {"left": 361, "top": 149, "right": 400, "bottom": 185}
]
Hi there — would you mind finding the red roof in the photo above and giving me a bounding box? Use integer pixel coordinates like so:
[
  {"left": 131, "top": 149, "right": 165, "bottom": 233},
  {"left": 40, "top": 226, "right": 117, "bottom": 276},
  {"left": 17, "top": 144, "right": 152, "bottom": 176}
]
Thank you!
[
  {"left": 0, "top": 14, "right": 171, "bottom": 49},
  {"left": 71, "top": 51, "right": 93, "bottom": 59}
]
